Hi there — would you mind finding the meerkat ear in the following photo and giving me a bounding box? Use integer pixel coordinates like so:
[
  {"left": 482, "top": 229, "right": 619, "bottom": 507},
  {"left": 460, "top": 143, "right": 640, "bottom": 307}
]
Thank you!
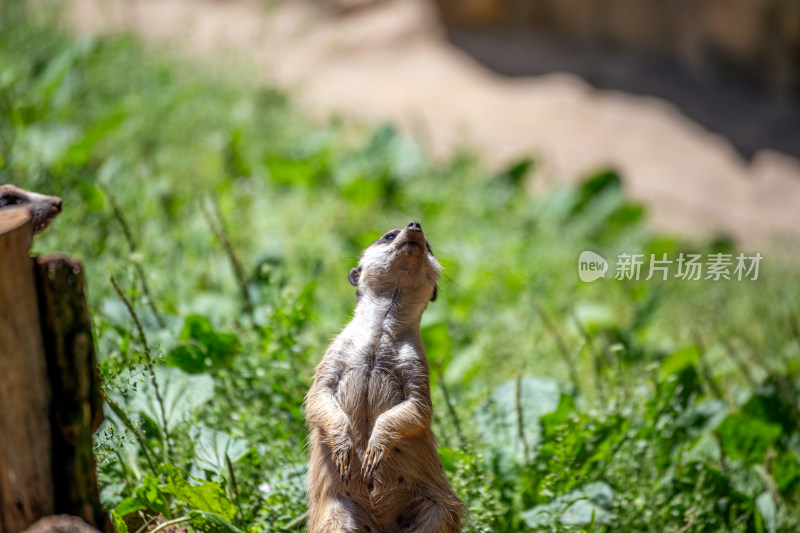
[
  {"left": 348, "top": 267, "right": 361, "bottom": 287},
  {"left": 431, "top": 284, "right": 438, "bottom": 302}
]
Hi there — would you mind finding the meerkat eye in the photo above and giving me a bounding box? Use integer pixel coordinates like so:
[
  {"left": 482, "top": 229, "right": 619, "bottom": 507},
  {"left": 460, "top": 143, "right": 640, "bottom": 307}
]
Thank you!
[
  {"left": 380, "top": 230, "right": 400, "bottom": 243},
  {"left": 0, "top": 195, "right": 23, "bottom": 208}
]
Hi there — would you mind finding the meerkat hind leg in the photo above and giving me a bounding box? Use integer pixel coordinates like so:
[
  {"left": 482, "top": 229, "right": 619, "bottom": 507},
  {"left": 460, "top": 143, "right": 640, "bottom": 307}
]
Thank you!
[
  {"left": 311, "top": 495, "right": 380, "bottom": 533},
  {"left": 394, "top": 496, "right": 462, "bottom": 533}
]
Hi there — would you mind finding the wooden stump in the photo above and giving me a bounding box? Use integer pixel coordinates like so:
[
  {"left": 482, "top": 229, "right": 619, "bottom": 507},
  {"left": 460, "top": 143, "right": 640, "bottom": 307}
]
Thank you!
[
  {"left": 0, "top": 207, "right": 105, "bottom": 532},
  {"left": 0, "top": 207, "right": 54, "bottom": 533},
  {"left": 35, "top": 256, "right": 105, "bottom": 529}
]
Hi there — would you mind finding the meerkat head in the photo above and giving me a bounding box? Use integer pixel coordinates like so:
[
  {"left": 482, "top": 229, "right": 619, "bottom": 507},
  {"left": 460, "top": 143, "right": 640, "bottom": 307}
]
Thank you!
[
  {"left": 0, "top": 184, "right": 62, "bottom": 234},
  {"left": 349, "top": 221, "right": 441, "bottom": 303}
]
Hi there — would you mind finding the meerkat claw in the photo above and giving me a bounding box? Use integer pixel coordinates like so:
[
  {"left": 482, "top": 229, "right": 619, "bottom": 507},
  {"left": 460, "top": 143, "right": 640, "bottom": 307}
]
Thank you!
[
  {"left": 333, "top": 444, "right": 352, "bottom": 482},
  {"left": 368, "top": 457, "right": 380, "bottom": 479},
  {"left": 361, "top": 445, "right": 384, "bottom": 480}
]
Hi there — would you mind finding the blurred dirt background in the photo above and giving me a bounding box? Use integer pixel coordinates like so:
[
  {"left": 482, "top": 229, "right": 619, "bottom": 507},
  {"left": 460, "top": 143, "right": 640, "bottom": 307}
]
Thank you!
[{"left": 64, "top": 0, "right": 800, "bottom": 246}]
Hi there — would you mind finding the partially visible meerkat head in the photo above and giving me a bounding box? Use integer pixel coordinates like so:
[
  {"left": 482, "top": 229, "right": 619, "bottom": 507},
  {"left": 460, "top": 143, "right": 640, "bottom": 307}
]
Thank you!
[
  {"left": 349, "top": 221, "right": 441, "bottom": 303},
  {"left": 0, "top": 184, "right": 62, "bottom": 234}
]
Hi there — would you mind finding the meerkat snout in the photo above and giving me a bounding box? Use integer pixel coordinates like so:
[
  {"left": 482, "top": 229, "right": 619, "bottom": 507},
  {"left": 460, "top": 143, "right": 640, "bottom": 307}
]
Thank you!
[
  {"left": 0, "top": 184, "right": 63, "bottom": 234},
  {"left": 348, "top": 220, "right": 440, "bottom": 303}
]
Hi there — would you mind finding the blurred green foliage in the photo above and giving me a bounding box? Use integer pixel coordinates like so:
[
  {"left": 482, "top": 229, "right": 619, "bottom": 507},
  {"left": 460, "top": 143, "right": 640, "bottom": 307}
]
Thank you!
[{"left": 2, "top": 1, "right": 800, "bottom": 531}]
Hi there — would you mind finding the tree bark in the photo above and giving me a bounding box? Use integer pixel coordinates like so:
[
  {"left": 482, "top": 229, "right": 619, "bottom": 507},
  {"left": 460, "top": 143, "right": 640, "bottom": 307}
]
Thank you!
[
  {"left": 0, "top": 207, "right": 105, "bottom": 532},
  {"left": 35, "top": 256, "right": 104, "bottom": 529},
  {"left": 0, "top": 208, "right": 55, "bottom": 533}
]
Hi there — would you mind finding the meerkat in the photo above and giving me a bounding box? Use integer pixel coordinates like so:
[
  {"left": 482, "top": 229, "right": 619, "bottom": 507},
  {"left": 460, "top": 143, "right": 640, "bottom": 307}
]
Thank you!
[
  {"left": 305, "top": 221, "right": 465, "bottom": 533},
  {"left": 0, "top": 184, "right": 62, "bottom": 234}
]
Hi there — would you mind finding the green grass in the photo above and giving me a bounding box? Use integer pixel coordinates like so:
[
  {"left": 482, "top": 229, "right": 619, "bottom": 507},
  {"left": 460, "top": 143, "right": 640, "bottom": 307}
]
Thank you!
[{"left": 2, "top": 2, "right": 800, "bottom": 532}]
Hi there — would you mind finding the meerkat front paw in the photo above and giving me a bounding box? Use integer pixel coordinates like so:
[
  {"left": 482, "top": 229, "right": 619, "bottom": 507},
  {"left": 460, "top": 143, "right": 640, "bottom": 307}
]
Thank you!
[
  {"left": 331, "top": 435, "right": 353, "bottom": 482},
  {"left": 361, "top": 435, "right": 387, "bottom": 481}
]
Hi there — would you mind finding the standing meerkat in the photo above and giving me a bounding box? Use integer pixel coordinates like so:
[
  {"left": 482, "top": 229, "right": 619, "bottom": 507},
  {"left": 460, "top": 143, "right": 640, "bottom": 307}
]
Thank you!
[{"left": 306, "top": 221, "right": 464, "bottom": 533}]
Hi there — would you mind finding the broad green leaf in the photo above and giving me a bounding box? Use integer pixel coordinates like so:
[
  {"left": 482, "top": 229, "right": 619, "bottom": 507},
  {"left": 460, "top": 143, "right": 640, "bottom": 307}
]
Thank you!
[
  {"left": 114, "top": 496, "right": 147, "bottom": 518},
  {"left": 686, "top": 431, "right": 722, "bottom": 463},
  {"left": 194, "top": 426, "right": 251, "bottom": 475},
  {"left": 166, "top": 314, "right": 241, "bottom": 373},
  {"left": 127, "top": 367, "right": 215, "bottom": 434},
  {"left": 522, "top": 482, "right": 613, "bottom": 527},
  {"left": 659, "top": 346, "right": 700, "bottom": 381},
  {"left": 755, "top": 492, "right": 776, "bottom": 533},
  {"left": 476, "top": 377, "right": 560, "bottom": 470},
  {"left": 101, "top": 298, "right": 134, "bottom": 330},
  {"left": 561, "top": 499, "right": 609, "bottom": 526},
  {"left": 676, "top": 399, "right": 727, "bottom": 438},
  {"left": 111, "top": 511, "right": 128, "bottom": 533},
  {"left": 159, "top": 464, "right": 236, "bottom": 522},
  {"left": 742, "top": 377, "right": 799, "bottom": 434},
  {"left": 191, "top": 511, "right": 246, "bottom": 533},
  {"left": 184, "top": 293, "right": 240, "bottom": 324},
  {"left": 438, "top": 446, "right": 473, "bottom": 474},
  {"left": 718, "top": 413, "right": 782, "bottom": 464},
  {"left": 135, "top": 473, "right": 170, "bottom": 517},
  {"left": 773, "top": 451, "right": 800, "bottom": 493},
  {"left": 658, "top": 362, "right": 702, "bottom": 411}
]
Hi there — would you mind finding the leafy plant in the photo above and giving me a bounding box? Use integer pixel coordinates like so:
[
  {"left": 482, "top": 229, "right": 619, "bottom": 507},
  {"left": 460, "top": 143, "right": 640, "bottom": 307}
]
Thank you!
[{"left": 2, "top": 2, "right": 799, "bottom": 531}]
